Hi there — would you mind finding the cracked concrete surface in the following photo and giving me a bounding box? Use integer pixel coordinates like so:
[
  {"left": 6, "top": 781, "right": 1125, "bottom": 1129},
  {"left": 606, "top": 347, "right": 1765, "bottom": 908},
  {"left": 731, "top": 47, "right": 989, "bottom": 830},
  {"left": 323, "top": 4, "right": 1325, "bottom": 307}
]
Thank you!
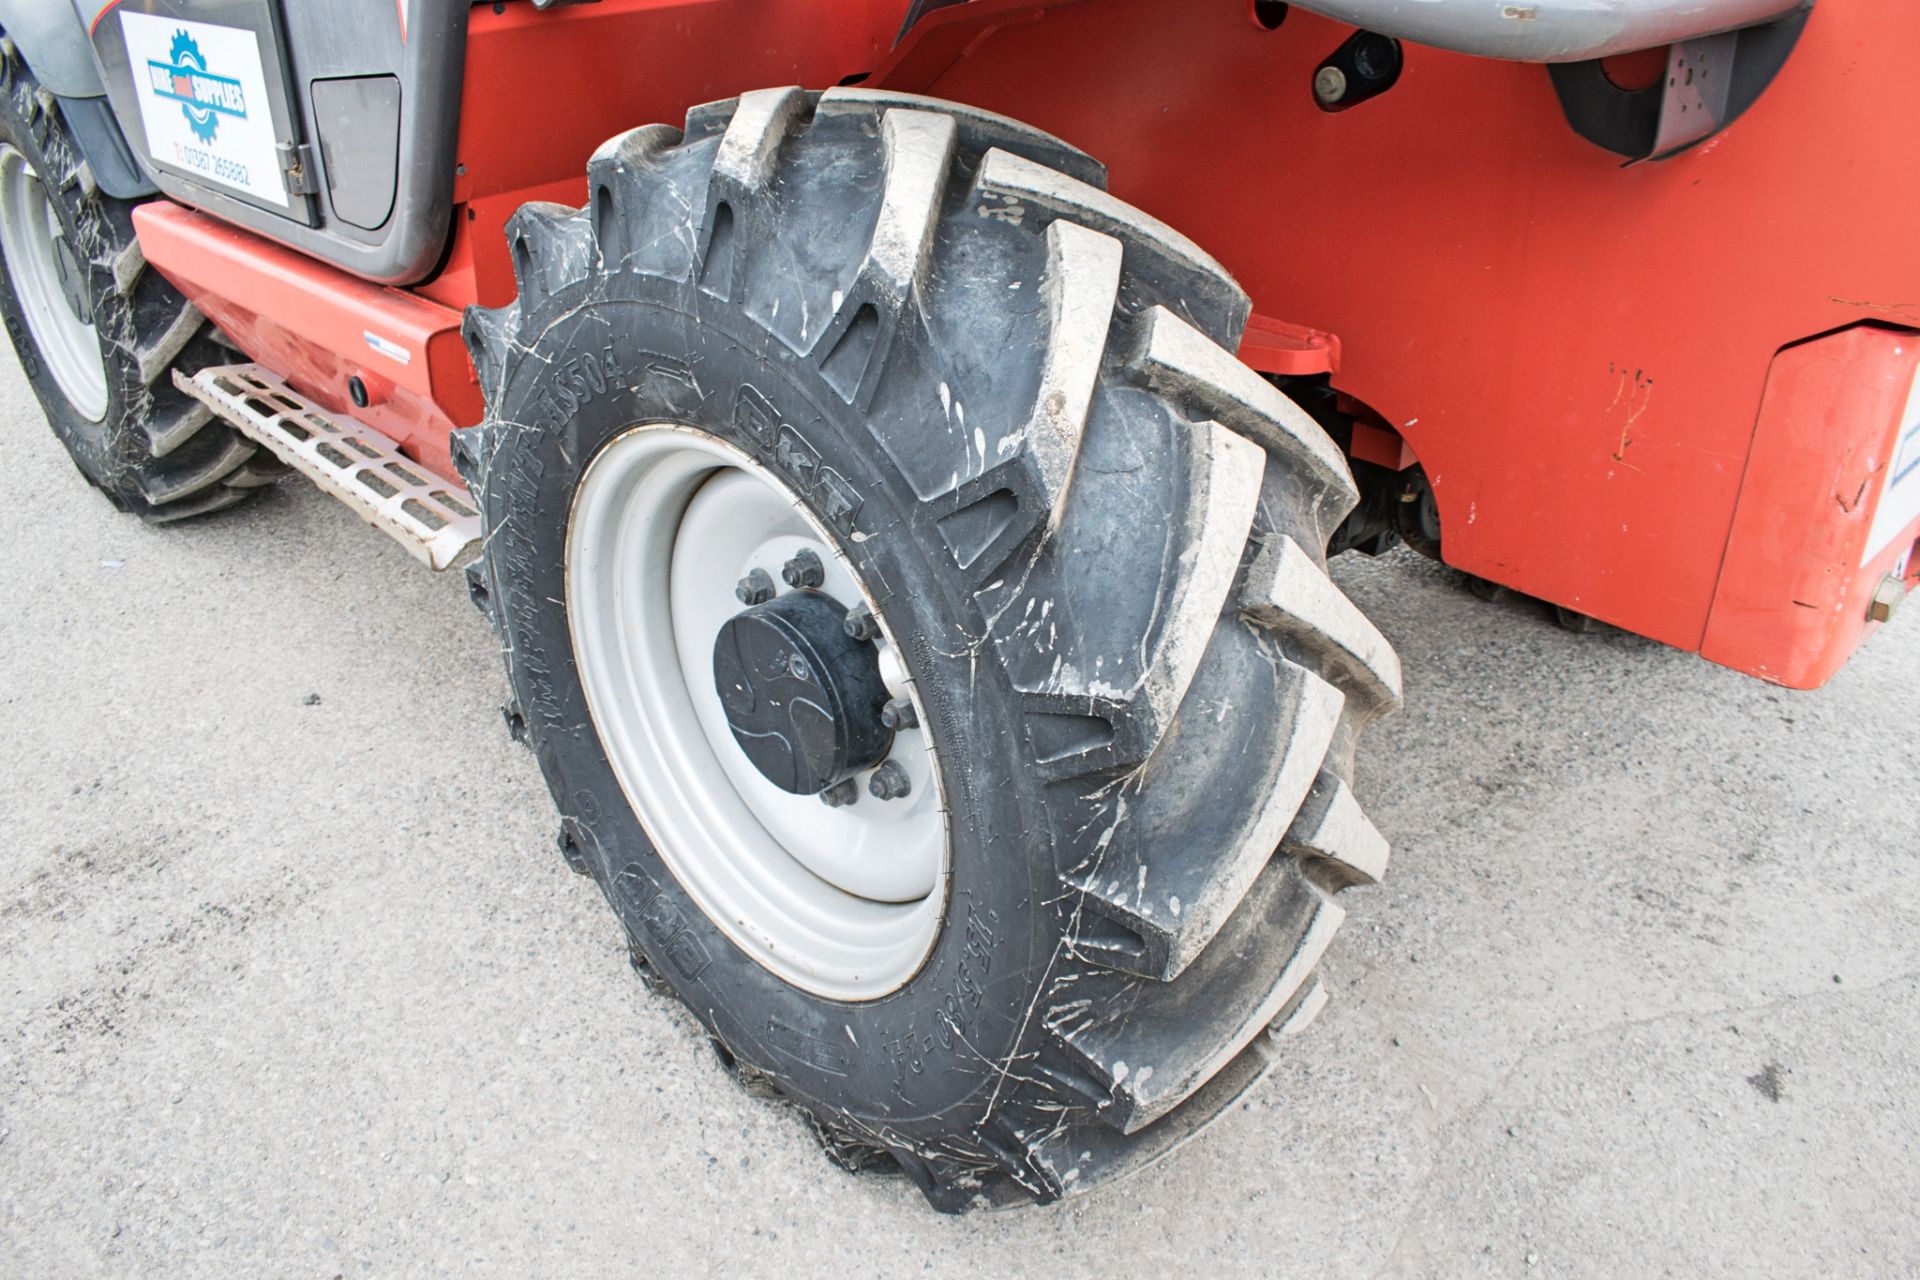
[{"left": 1, "top": 347, "right": 1916, "bottom": 1275}]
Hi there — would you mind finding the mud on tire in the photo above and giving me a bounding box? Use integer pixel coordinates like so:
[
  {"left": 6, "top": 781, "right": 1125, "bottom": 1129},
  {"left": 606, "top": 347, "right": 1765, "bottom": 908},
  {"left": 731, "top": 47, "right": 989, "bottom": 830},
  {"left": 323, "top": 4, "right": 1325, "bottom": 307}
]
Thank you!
[
  {"left": 459, "top": 87, "right": 1402, "bottom": 1211},
  {"left": 0, "top": 39, "right": 275, "bottom": 520}
]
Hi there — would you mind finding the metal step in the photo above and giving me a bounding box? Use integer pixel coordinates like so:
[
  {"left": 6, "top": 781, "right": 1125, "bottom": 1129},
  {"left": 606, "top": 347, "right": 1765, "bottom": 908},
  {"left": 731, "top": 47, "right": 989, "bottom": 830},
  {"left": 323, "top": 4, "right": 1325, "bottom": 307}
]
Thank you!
[{"left": 175, "top": 364, "right": 479, "bottom": 570}]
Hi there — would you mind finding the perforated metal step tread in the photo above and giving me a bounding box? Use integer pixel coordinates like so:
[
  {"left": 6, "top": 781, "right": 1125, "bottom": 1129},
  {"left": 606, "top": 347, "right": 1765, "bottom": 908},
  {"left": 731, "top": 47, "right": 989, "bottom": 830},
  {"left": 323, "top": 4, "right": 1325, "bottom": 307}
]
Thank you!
[{"left": 175, "top": 364, "right": 479, "bottom": 570}]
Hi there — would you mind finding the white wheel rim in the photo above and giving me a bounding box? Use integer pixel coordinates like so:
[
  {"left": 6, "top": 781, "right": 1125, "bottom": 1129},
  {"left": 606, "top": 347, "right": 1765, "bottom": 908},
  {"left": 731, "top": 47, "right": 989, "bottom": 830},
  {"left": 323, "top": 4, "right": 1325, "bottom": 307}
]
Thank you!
[
  {"left": 567, "top": 424, "right": 948, "bottom": 1000},
  {"left": 0, "top": 145, "right": 108, "bottom": 421}
]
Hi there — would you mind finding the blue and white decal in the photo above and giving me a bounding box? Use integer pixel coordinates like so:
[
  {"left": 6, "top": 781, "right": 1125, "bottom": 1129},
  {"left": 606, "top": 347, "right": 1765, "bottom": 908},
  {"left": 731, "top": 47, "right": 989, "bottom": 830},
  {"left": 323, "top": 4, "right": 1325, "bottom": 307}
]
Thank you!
[
  {"left": 147, "top": 31, "right": 247, "bottom": 145},
  {"left": 121, "top": 12, "right": 287, "bottom": 208}
]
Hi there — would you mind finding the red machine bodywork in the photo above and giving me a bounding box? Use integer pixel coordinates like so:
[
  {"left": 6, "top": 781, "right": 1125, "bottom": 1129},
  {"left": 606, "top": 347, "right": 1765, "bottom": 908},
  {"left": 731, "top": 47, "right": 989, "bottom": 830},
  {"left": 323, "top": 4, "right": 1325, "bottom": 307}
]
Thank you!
[
  {"left": 133, "top": 202, "right": 478, "bottom": 478},
  {"left": 133, "top": 0, "right": 1920, "bottom": 688},
  {"left": 1702, "top": 326, "right": 1920, "bottom": 687}
]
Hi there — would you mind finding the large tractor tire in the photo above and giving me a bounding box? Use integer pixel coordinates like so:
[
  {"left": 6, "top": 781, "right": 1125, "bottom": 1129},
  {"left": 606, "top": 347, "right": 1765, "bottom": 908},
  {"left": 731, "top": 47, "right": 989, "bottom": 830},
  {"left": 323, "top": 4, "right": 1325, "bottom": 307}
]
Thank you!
[
  {"left": 458, "top": 87, "right": 1402, "bottom": 1211},
  {"left": 0, "top": 41, "right": 273, "bottom": 520}
]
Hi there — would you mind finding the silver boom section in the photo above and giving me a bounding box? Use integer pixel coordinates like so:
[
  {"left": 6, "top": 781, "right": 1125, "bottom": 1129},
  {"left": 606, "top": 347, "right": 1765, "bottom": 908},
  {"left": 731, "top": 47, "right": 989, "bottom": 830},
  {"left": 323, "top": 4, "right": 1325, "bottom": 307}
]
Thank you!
[{"left": 1287, "top": 0, "right": 1808, "bottom": 62}]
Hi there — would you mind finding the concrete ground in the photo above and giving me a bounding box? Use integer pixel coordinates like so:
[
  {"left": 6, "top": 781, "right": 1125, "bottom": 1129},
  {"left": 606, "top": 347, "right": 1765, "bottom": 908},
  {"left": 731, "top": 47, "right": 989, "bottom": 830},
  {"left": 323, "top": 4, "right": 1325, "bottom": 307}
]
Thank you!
[{"left": 1, "top": 349, "right": 1916, "bottom": 1279}]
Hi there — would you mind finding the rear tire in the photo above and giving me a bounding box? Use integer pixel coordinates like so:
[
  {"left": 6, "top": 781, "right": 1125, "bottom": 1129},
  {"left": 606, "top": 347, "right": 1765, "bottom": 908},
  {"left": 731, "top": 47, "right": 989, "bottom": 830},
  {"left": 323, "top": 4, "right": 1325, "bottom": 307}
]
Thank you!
[
  {"left": 460, "top": 87, "right": 1402, "bottom": 1210},
  {"left": 0, "top": 41, "right": 273, "bottom": 520}
]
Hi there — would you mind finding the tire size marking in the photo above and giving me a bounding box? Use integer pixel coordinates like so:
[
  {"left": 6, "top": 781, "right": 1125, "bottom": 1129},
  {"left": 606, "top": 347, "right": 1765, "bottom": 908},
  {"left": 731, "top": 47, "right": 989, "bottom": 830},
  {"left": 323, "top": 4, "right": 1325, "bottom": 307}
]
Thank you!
[
  {"left": 528, "top": 347, "right": 622, "bottom": 434},
  {"left": 883, "top": 905, "right": 1000, "bottom": 1084},
  {"left": 496, "top": 432, "right": 561, "bottom": 725}
]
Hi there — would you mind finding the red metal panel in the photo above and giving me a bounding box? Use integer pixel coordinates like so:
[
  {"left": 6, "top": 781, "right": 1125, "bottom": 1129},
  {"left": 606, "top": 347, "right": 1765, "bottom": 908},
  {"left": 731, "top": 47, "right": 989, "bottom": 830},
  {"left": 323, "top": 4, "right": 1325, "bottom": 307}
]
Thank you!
[
  {"left": 1349, "top": 420, "right": 1416, "bottom": 471},
  {"left": 418, "top": 0, "right": 908, "bottom": 311},
  {"left": 870, "top": 0, "right": 1920, "bottom": 670},
  {"left": 1238, "top": 313, "right": 1339, "bottom": 377},
  {"left": 131, "top": 201, "right": 478, "bottom": 480},
  {"left": 1701, "top": 326, "right": 1920, "bottom": 688}
]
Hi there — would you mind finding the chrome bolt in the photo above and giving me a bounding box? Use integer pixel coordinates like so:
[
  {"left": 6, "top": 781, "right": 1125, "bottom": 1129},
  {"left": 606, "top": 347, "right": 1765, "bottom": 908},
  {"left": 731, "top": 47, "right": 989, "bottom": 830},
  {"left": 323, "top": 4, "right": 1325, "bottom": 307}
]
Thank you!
[
  {"left": 819, "top": 778, "right": 858, "bottom": 808},
  {"left": 782, "top": 548, "right": 824, "bottom": 589},
  {"left": 736, "top": 567, "right": 775, "bottom": 605},
  {"left": 868, "top": 759, "right": 911, "bottom": 801},
  {"left": 786, "top": 652, "right": 813, "bottom": 683},
  {"left": 1313, "top": 65, "right": 1348, "bottom": 106},
  {"left": 880, "top": 697, "right": 917, "bottom": 731},
  {"left": 1868, "top": 574, "right": 1906, "bottom": 624}
]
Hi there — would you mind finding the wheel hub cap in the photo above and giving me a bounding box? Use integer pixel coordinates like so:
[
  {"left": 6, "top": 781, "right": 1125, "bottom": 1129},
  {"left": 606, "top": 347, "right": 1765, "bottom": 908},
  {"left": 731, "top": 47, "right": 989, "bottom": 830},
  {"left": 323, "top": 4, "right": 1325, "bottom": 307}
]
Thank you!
[
  {"left": 565, "top": 424, "right": 947, "bottom": 1000},
  {"left": 712, "top": 589, "right": 893, "bottom": 795}
]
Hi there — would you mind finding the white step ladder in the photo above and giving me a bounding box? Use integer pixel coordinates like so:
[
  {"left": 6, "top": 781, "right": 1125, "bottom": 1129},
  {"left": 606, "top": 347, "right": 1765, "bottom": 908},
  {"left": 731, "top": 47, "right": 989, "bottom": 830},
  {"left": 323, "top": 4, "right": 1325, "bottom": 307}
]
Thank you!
[{"left": 175, "top": 364, "right": 480, "bottom": 571}]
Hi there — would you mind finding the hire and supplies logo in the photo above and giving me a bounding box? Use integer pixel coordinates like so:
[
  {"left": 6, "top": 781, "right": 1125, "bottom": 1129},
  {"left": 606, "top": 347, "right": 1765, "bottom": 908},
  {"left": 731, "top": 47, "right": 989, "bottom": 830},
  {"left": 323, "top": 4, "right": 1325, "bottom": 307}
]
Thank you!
[{"left": 145, "top": 30, "right": 247, "bottom": 144}]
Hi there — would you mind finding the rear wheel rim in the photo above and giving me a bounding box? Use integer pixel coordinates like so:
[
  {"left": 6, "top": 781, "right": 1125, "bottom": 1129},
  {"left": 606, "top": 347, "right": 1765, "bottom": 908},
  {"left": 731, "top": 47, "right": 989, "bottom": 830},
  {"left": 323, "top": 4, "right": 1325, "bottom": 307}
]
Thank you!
[
  {"left": 566, "top": 424, "right": 948, "bottom": 1001},
  {"left": 0, "top": 145, "right": 108, "bottom": 422}
]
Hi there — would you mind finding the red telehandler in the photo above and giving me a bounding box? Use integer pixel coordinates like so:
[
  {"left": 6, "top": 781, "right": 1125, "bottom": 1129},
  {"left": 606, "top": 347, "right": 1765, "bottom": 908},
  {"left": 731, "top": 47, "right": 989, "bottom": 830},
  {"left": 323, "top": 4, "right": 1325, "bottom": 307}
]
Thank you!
[{"left": 0, "top": 0, "right": 1909, "bottom": 1210}]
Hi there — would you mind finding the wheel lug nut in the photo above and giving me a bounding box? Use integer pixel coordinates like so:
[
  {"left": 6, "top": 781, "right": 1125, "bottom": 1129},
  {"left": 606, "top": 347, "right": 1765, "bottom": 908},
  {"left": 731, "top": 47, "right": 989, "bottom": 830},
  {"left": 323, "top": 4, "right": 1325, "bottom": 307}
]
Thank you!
[
  {"left": 782, "top": 548, "right": 824, "bottom": 589},
  {"left": 736, "top": 567, "right": 775, "bottom": 605},
  {"left": 880, "top": 697, "right": 917, "bottom": 731},
  {"left": 819, "top": 778, "right": 858, "bottom": 808},
  {"left": 868, "top": 759, "right": 911, "bottom": 801},
  {"left": 843, "top": 605, "right": 879, "bottom": 642}
]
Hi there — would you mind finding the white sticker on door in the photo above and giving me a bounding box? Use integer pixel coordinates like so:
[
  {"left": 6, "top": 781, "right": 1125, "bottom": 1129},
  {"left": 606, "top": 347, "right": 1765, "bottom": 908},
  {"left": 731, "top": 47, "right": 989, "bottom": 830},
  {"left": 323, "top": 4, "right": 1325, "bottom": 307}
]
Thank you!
[
  {"left": 120, "top": 11, "right": 289, "bottom": 209},
  {"left": 1864, "top": 364, "right": 1920, "bottom": 565}
]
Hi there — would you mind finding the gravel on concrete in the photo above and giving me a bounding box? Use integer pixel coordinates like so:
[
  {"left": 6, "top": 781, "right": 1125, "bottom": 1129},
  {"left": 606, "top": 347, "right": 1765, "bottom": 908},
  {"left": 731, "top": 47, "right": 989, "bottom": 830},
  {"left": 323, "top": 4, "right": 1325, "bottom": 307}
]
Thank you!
[{"left": 1, "top": 351, "right": 1916, "bottom": 1277}]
